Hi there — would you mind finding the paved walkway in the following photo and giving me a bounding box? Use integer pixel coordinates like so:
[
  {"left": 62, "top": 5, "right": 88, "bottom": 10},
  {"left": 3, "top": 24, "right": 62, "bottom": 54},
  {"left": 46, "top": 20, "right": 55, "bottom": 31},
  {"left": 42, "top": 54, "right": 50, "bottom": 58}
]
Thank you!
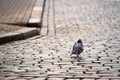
[
  {"left": 0, "top": 0, "right": 36, "bottom": 34},
  {"left": 0, "top": 0, "right": 36, "bottom": 26},
  {"left": 0, "top": 0, "right": 120, "bottom": 80}
]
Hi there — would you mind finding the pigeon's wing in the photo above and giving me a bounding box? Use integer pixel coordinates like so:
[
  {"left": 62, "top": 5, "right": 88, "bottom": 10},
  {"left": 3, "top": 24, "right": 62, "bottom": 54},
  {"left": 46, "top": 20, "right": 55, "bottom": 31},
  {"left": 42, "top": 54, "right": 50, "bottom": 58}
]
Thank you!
[
  {"left": 78, "top": 43, "right": 84, "bottom": 53},
  {"left": 73, "top": 42, "right": 77, "bottom": 50},
  {"left": 78, "top": 43, "right": 84, "bottom": 51},
  {"left": 72, "top": 43, "right": 77, "bottom": 54}
]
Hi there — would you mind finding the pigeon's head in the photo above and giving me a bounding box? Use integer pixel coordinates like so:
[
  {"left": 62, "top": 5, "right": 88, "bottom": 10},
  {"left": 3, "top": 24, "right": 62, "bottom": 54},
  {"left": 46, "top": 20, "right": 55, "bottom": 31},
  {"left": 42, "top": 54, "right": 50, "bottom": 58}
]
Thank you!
[{"left": 77, "top": 39, "right": 82, "bottom": 43}]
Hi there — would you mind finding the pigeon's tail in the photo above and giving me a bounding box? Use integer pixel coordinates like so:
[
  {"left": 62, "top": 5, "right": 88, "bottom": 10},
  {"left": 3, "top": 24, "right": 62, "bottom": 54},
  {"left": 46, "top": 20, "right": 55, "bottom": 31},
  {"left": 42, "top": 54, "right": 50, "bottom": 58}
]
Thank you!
[
  {"left": 71, "top": 50, "right": 76, "bottom": 54},
  {"left": 72, "top": 48, "right": 83, "bottom": 55},
  {"left": 71, "top": 50, "right": 80, "bottom": 58}
]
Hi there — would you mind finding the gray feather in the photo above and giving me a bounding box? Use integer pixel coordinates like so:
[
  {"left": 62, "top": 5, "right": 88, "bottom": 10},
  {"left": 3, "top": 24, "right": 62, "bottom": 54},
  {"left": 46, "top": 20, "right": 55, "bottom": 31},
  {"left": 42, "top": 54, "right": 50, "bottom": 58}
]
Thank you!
[{"left": 72, "top": 39, "right": 84, "bottom": 55}]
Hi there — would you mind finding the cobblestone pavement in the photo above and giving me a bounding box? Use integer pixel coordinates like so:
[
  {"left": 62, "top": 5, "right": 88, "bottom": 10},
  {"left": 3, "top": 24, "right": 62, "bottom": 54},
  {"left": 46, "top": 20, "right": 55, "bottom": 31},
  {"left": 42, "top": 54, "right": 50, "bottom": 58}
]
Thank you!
[{"left": 0, "top": 0, "right": 120, "bottom": 80}]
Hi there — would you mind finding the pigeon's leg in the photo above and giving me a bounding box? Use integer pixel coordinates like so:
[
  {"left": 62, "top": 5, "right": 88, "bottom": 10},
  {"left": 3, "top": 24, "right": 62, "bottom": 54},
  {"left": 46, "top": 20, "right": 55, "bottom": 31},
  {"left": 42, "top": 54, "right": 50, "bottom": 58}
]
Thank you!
[
  {"left": 76, "top": 54, "right": 79, "bottom": 58},
  {"left": 70, "top": 53, "right": 73, "bottom": 56}
]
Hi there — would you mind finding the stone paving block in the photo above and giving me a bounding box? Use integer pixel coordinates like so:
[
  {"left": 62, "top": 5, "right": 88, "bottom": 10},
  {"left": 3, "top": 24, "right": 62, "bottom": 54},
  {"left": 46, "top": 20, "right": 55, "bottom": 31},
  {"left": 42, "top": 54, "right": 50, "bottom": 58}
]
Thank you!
[
  {"left": 30, "top": 77, "right": 46, "bottom": 80},
  {"left": 14, "top": 79, "right": 26, "bottom": 80},
  {"left": 101, "top": 77, "right": 120, "bottom": 80},
  {"left": 2, "top": 76, "right": 17, "bottom": 80},
  {"left": 0, "top": 72, "right": 18, "bottom": 77},
  {"left": 48, "top": 75, "right": 73, "bottom": 78},
  {"left": 48, "top": 78, "right": 64, "bottom": 80},
  {"left": 70, "top": 75, "right": 100, "bottom": 79},
  {"left": 82, "top": 79, "right": 94, "bottom": 80},
  {"left": 54, "top": 62, "right": 71, "bottom": 65},
  {"left": 65, "top": 79, "right": 80, "bottom": 80},
  {"left": 97, "top": 79, "right": 109, "bottom": 80},
  {"left": 93, "top": 74, "right": 117, "bottom": 77}
]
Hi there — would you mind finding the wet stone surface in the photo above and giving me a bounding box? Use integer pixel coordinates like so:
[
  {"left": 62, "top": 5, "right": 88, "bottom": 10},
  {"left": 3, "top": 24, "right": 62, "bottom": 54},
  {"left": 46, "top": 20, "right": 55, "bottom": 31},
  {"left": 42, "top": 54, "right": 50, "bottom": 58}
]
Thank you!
[{"left": 0, "top": 0, "right": 120, "bottom": 80}]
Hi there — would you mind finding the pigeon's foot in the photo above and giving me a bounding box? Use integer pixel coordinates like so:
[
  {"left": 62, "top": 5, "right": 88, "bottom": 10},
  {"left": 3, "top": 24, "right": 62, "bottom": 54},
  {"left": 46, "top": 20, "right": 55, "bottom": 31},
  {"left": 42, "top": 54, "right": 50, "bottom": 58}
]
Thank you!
[
  {"left": 70, "top": 54, "right": 81, "bottom": 59},
  {"left": 77, "top": 54, "right": 79, "bottom": 57}
]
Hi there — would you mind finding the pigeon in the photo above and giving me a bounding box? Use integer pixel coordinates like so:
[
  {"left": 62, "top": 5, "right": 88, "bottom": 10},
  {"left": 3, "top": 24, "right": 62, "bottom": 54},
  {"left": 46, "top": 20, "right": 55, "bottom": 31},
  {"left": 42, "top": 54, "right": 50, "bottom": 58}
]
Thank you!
[{"left": 71, "top": 39, "right": 84, "bottom": 57}]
